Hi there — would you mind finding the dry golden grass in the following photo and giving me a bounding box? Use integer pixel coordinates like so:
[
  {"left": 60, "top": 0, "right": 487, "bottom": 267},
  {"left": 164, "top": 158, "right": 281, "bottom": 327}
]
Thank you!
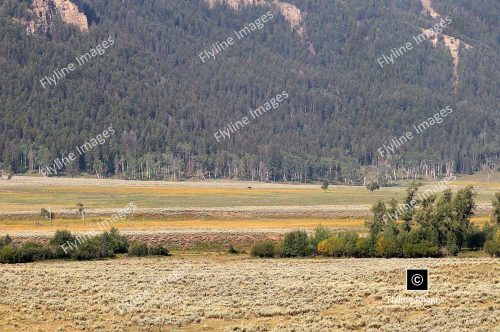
[
  {"left": 0, "top": 215, "right": 491, "bottom": 235},
  {"left": 0, "top": 217, "right": 366, "bottom": 233}
]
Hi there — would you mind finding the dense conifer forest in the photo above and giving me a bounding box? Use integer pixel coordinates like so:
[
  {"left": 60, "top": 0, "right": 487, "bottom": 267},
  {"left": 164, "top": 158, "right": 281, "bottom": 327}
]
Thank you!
[{"left": 0, "top": 0, "right": 498, "bottom": 182}]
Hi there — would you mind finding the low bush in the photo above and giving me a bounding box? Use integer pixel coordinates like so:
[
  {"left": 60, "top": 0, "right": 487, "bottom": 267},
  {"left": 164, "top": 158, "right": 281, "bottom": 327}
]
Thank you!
[
  {"left": 0, "top": 239, "right": 69, "bottom": 264},
  {"left": 465, "top": 227, "right": 486, "bottom": 250},
  {"left": 327, "top": 237, "right": 346, "bottom": 257},
  {"left": 250, "top": 240, "right": 277, "bottom": 258},
  {"left": 0, "top": 235, "right": 12, "bottom": 248},
  {"left": 376, "top": 234, "right": 401, "bottom": 258},
  {"left": 0, "top": 242, "right": 57, "bottom": 264},
  {"left": 101, "top": 228, "right": 129, "bottom": 254},
  {"left": 22, "top": 242, "right": 55, "bottom": 261},
  {"left": 282, "top": 230, "right": 310, "bottom": 257},
  {"left": 0, "top": 229, "right": 167, "bottom": 264},
  {"left": 317, "top": 239, "right": 330, "bottom": 256},
  {"left": 309, "top": 226, "right": 332, "bottom": 249},
  {"left": 484, "top": 230, "right": 500, "bottom": 257},
  {"left": 355, "top": 237, "right": 372, "bottom": 257},
  {"left": 342, "top": 231, "right": 359, "bottom": 256},
  {"left": 0, "top": 245, "right": 33, "bottom": 264},
  {"left": 60, "top": 228, "right": 129, "bottom": 260},
  {"left": 51, "top": 245, "right": 71, "bottom": 259},
  {"left": 402, "top": 240, "right": 440, "bottom": 258},
  {"left": 317, "top": 232, "right": 360, "bottom": 257},
  {"left": 71, "top": 238, "right": 115, "bottom": 261},
  {"left": 148, "top": 244, "right": 170, "bottom": 256},
  {"left": 128, "top": 242, "right": 149, "bottom": 257},
  {"left": 49, "top": 230, "right": 76, "bottom": 246}
]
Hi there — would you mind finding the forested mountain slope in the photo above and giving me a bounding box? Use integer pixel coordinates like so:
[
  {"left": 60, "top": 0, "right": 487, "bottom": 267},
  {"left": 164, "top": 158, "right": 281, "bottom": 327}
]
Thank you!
[{"left": 0, "top": 0, "right": 498, "bottom": 182}]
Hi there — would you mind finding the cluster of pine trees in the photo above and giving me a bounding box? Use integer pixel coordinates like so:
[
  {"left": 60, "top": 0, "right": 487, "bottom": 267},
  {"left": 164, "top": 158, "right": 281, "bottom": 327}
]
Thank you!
[{"left": 0, "top": 0, "right": 498, "bottom": 182}]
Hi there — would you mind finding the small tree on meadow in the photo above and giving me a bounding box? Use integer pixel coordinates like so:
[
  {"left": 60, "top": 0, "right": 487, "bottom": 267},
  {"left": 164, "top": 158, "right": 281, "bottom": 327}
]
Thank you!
[
  {"left": 39, "top": 208, "right": 54, "bottom": 223},
  {"left": 77, "top": 203, "right": 85, "bottom": 220},
  {"left": 321, "top": 179, "right": 329, "bottom": 192},
  {"left": 35, "top": 208, "right": 54, "bottom": 225},
  {"left": 366, "top": 182, "right": 380, "bottom": 192}
]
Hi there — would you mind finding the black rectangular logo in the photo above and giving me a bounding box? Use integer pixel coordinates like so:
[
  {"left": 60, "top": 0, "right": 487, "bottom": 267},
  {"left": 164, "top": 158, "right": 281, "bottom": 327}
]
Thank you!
[{"left": 406, "top": 269, "right": 428, "bottom": 291}]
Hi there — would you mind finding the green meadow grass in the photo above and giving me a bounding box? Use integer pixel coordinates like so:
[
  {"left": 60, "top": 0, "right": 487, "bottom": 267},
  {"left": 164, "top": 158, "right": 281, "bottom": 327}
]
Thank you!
[
  {"left": 0, "top": 179, "right": 497, "bottom": 212},
  {"left": 0, "top": 185, "right": 403, "bottom": 211}
]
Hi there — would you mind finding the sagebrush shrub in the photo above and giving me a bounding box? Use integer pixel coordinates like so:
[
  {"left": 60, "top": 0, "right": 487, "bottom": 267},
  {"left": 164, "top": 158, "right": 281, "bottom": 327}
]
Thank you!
[
  {"left": 128, "top": 242, "right": 148, "bottom": 257},
  {"left": 250, "top": 240, "right": 276, "bottom": 257},
  {"left": 22, "top": 242, "right": 55, "bottom": 261},
  {"left": 148, "top": 244, "right": 170, "bottom": 256},
  {"left": 71, "top": 238, "right": 115, "bottom": 260},
  {"left": 49, "top": 230, "right": 76, "bottom": 246},
  {"left": 101, "top": 228, "right": 129, "bottom": 253},
  {"left": 0, "top": 246, "right": 33, "bottom": 264}
]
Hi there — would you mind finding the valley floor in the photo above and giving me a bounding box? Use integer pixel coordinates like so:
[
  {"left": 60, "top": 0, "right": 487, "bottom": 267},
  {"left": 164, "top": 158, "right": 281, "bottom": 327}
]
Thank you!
[
  {"left": 0, "top": 176, "right": 499, "bottom": 331},
  {"left": 0, "top": 256, "right": 498, "bottom": 331}
]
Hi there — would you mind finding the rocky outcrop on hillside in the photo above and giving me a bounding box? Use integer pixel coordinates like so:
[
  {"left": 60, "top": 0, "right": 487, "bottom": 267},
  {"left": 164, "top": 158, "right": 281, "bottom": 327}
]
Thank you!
[
  {"left": 206, "top": 0, "right": 315, "bottom": 54},
  {"left": 20, "top": 0, "right": 88, "bottom": 34},
  {"left": 420, "top": 0, "right": 472, "bottom": 87},
  {"left": 421, "top": 28, "right": 472, "bottom": 80}
]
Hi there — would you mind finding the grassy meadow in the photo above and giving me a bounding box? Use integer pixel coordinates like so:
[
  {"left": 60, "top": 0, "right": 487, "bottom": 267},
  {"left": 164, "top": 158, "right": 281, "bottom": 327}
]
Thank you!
[
  {"left": 0, "top": 184, "right": 403, "bottom": 211},
  {"left": 0, "top": 175, "right": 498, "bottom": 212},
  {"left": 0, "top": 175, "right": 498, "bottom": 233}
]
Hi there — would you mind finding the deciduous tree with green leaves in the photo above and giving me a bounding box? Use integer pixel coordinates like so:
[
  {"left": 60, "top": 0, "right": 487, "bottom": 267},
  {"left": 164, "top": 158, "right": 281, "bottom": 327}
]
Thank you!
[{"left": 492, "top": 192, "right": 500, "bottom": 225}]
